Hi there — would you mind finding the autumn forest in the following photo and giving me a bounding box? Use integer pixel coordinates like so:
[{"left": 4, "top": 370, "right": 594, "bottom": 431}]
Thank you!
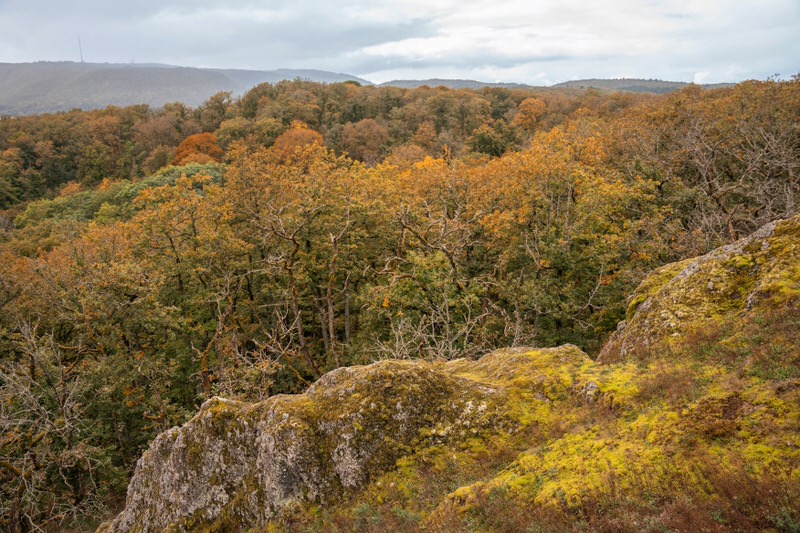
[{"left": 1, "top": 77, "right": 800, "bottom": 529}]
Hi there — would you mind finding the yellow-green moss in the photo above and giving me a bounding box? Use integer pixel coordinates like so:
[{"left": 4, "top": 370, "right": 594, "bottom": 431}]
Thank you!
[
  {"left": 625, "top": 258, "right": 692, "bottom": 321},
  {"left": 601, "top": 214, "right": 800, "bottom": 365}
]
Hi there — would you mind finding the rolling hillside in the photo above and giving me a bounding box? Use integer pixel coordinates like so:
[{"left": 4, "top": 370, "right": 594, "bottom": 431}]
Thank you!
[{"left": 0, "top": 62, "right": 370, "bottom": 115}]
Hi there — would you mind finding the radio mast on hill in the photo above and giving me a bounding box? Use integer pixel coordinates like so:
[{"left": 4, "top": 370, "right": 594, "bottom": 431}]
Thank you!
[{"left": 77, "top": 36, "right": 84, "bottom": 63}]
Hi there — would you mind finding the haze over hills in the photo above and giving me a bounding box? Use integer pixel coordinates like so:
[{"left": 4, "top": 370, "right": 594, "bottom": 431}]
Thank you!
[
  {"left": 0, "top": 62, "right": 370, "bottom": 115},
  {"left": 0, "top": 62, "right": 738, "bottom": 116}
]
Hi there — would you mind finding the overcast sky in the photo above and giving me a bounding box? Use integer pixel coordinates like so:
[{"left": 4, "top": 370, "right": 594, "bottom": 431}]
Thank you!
[{"left": 0, "top": 0, "right": 798, "bottom": 85}]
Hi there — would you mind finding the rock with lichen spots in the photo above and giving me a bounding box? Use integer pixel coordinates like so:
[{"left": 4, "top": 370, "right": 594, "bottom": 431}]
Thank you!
[
  {"left": 599, "top": 214, "right": 800, "bottom": 363},
  {"left": 100, "top": 348, "right": 592, "bottom": 532}
]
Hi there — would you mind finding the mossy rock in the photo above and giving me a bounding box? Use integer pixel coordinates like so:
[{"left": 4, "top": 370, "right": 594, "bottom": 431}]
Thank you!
[
  {"left": 599, "top": 214, "right": 800, "bottom": 363},
  {"left": 103, "top": 347, "right": 590, "bottom": 532}
]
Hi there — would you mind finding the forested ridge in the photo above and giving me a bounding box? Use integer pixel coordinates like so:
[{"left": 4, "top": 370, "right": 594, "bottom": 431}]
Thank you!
[{"left": 1, "top": 76, "right": 799, "bottom": 530}]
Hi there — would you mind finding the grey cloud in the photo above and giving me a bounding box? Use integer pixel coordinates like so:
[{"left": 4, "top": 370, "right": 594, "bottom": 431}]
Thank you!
[{"left": 0, "top": 0, "right": 797, "bottom": 85}]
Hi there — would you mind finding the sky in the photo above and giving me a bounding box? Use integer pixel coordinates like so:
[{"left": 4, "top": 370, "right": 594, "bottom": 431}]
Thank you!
[{"left": 0, "top": 0, "right": 798, "bottom": 85}]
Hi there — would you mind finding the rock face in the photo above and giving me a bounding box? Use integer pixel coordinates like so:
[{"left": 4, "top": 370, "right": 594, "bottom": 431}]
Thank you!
[
  {"left": 599, "top": 214, "right": 800, "bottom": 363},
  {"left": 102, "top": 347, "right": 591, "bottom": 532}
]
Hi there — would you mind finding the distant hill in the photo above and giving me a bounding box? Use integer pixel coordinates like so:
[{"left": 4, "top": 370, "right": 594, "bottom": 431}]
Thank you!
[
  {"left": 553, "top": 78, "right": 734, "bottom": 93},
  {"left": 381, "top": 77, "right": 734, "bottom": 94},
  {"left": 379, "top": 78, "right": 536, "bottom": 90},
  {"left": 0, "top": 62, "right": 371, "bottom": 115},
  {"left": 0, "top": 63, "right": 739, "bottom": 116}
]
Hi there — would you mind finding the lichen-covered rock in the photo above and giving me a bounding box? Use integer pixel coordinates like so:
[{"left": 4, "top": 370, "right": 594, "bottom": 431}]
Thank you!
[
  {"left": 599, "top": 214, "right": 800, "bottom": 363},
  {"left": 102, "top": 348, "right": 591, "bottom": 532},
  {"left": 102, "top": 397, "right": 256, "bottom": 532}
]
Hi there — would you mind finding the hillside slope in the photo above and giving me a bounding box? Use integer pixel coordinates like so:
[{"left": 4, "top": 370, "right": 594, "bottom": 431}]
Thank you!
[
  {"left": 0, "top": 62, "right": 369, "bottom": 115},
  {"left": 101, "top": 214, "right": 800, "bottom": 532}
]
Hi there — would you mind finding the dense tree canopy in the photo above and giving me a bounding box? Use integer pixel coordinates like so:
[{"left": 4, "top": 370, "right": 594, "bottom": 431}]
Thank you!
[{"left": 1, "top": 76, "right": 799, "bottom": 530}]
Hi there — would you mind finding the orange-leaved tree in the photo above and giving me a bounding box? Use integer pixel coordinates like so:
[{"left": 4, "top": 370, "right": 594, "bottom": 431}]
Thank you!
[
  {"left": 171, "top": 132, "right": 224, "bottom": 166},
  {"left": 513, "top": 97, "right": 546, "bottom": 141},
  {"left": 269, "top": 121, "right": 324, "bottom": 163}
]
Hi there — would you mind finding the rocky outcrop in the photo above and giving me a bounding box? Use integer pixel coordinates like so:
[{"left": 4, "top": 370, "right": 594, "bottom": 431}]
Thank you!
[
  {"left": 101, "top": 346, "right": 591, "bottom": 532},
  {"left": 420, "top": 217, "right": 800, "bottom": 531},
  {"left": 599, "top": 214, "right": 800, "bottom": 363},
  {"left": 101, "top": 217, "right": 800, "bottom": 532}
]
